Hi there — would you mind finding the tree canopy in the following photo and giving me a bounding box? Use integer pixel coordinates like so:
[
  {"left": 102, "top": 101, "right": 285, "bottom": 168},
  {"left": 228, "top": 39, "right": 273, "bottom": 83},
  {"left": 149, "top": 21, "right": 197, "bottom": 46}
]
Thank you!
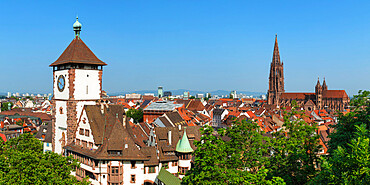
[
  {"left": 182, "top": 119, "right": 285, "bottom": 185},
  {"left": 0, "top": 133, "right": 89, "bottom": 185},
  {"left": 126, "top": 108, "right": 143, "bottom": 123}
]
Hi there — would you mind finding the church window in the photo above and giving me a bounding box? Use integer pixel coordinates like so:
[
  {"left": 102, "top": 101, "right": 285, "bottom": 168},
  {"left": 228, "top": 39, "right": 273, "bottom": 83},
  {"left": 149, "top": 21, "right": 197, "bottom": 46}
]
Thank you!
[
  {"left": 86, "top": 85, "right": 88, "bottom": 94},
  {"left": 85, "top": 129, "right": 90, "bottom": 137},
  {"left": 59, "top": 107, "right": 63, "bottom": 114}
]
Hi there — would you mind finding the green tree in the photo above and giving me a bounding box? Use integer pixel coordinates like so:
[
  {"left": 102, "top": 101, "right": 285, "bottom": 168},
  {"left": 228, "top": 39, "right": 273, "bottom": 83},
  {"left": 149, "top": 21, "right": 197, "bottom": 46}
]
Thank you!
[
  {"left": 327, "top": 90, "right": 370, "bottom": 154},
  {"left": 1, "top": 102, "right": 13, "bottom": 111},
  {"left": 312, "top": 124, "right": 370, "bottom": 184},
  {"left": 0, "top": 133, "right": 89, "bottom": 185},
  {"left": 182, "top": 122, "right": 285, "bottom": 185},
  {"left": 182, "top": 126, "right": 228, "bottom": 184},
  {"left": 126, "top": 108, "right": 143, "bottom": 123},
  {"left": 266, "top": 107, "right": 322, "bottom": 184}
]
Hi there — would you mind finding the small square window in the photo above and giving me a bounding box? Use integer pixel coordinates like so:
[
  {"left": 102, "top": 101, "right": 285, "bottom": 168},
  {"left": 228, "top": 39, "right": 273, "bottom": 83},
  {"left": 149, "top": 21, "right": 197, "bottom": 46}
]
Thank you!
[
  {"left": 79, "top": 128, "right": 84, "bottom": 135},
  {"left": 149, "top": 166, "right": 155, "bottom": 173},
  {"left": 131, "top": 161, "right": 136, "bottom": 169}
]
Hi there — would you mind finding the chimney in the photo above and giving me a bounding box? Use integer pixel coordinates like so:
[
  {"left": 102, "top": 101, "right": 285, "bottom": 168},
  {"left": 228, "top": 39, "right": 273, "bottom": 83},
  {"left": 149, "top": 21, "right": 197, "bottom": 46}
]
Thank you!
[
  {"left": 168, "top": 130, "right": 172, "bottom": 145},
  {"left": 122, "top": 116, "right": 126, "bottom": 128}
]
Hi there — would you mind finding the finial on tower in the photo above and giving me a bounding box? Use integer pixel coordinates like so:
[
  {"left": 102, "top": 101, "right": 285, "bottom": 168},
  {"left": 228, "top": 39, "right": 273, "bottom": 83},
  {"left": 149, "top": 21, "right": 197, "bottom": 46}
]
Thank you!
[
  {"left": 73, "top": 16, "right": 82, "bottom": 38},
  {"left": 316, "top": 76, "right": 321, "bottom": 85}
]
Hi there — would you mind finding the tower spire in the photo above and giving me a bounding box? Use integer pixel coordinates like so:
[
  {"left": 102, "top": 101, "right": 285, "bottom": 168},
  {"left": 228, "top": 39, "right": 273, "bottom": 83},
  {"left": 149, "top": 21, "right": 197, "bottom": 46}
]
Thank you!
[
  {"left": 322, "top": 77, "right": 328, "bottom": 91},
  {"left": 273, "top": 34, "right": 281, "bottom": 64},
  {"left": 267, "top": 35, "right": 285, "bottom": 106},
  {"left": 316, "top": 77, "right": 321, "bottom": 86},
  {"left": 73, "top": 16, "right": 82, "bottom": 38}
]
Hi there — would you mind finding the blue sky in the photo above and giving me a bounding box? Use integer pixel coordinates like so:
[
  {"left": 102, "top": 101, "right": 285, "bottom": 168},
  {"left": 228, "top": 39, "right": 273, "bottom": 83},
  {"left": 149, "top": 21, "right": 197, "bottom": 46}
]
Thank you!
[{"left": 0, "top": 1, "right": 369, "bottom": 96}]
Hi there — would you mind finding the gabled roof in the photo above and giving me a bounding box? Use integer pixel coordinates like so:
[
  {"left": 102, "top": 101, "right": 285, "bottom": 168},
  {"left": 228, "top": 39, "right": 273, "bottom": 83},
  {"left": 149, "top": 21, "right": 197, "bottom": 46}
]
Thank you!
[
  {"left": 50, "top": 37, "right": 107, "bottom": 66},
  {"left": 323, "top": 90, "right": 348, "bottom": 99},
  {"left": 65, "top": 104, "right": 148, "bottom": 161},
  {"left": 186, "top": 99, "right": 205, "bottom": 111}
]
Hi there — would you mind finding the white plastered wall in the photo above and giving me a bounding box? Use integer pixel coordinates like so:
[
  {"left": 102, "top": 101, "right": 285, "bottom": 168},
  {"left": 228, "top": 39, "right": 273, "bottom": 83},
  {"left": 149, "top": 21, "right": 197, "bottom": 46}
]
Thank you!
[
  {"left": 74, "top": 69, "right": 100, "bottom": 100},
  {"left": 54, "top": 70, "right": 70, "bottom": 100},
  {"left": 54, "top": 100, "right": 67, "bottom": 154},
  {"left": 75, "top": 106, "right": 98, "bottom": 149}
]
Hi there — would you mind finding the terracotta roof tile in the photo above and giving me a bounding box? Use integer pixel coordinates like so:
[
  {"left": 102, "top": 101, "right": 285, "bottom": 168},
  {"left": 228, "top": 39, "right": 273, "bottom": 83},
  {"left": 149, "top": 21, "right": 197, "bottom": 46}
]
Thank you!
[{"left": 50, "top": 37, "right": 107, "bottom": 66}]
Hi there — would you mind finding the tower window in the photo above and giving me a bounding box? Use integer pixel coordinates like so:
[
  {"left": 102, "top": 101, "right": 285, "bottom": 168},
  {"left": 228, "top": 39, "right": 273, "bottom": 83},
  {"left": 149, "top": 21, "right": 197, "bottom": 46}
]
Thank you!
[
  {"left": 86, "top": 85, "right": 88, "bottom": 94},
  {"left": 130, "top": 175, "right": 136, "bottom": 183}
]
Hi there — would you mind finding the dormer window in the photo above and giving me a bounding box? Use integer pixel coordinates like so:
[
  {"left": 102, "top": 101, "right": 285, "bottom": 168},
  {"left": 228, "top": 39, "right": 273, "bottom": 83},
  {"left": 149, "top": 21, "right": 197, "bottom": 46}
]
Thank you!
[{"left": 108, "top": 150, "right": 122, "bottom": 156}]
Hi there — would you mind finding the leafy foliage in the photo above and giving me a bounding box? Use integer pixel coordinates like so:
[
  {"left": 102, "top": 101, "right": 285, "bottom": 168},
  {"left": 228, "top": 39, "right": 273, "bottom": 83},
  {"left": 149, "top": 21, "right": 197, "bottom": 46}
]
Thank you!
[
  {"left": 312, "top": 124, "right": 370, "bottom": 184},
  {"left": 328, "top": 90, "right": 370, "bottom": 154},
  {"left": 266, "top": 107, "right": 322, "bottom": 184},
  {"left": 1, "top": 102, "right": 13, "bottom": 111},
  {"left": 182, "top": 120, "right": 285, "bottom": 185},
  {"left": 0, "top": 133, "right": 89, "bottom": 185},
  {"left": 126, "top": 108, "right": 143, "bottom": 123}
]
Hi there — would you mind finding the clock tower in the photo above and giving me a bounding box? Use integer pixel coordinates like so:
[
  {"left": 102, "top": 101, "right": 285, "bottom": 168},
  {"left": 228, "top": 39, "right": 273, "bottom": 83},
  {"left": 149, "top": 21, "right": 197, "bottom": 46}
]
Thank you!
[{"left": 50, "top": 17, "right": 107, "bottom": 154}]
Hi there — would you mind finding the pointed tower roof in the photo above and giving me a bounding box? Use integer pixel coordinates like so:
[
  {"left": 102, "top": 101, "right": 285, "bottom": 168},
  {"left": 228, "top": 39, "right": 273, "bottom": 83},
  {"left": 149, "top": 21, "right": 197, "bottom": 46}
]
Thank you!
[
  {"left": 316, "top": 77, "right": 321, "bottom": 87},
  {"left": 50, "top": 18, "right": 107, "bottom": 67},
  {"left": 272, "top": 34, "right": 281, "bottom": 64},
  {"left": 175, "top": 129, "right": 194, "bottom": 153},
  {"left": 322, "top": 77, "right": 328, "bottom": 90}
]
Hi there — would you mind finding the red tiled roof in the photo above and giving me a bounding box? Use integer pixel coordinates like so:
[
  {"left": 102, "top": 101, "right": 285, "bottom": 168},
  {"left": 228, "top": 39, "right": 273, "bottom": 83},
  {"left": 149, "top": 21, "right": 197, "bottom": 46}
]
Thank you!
[
  {"left": 0, "top": 133, "right": 6, "bottom": 142},
  {"left": 50, "top": 37, "right": 107, "bottom": 66},
  {"left": 186, "top": 100, "right": 205, "bottom": 111},
  {"left": 323, "top": 90, "right": 348, "bottom": 99}
]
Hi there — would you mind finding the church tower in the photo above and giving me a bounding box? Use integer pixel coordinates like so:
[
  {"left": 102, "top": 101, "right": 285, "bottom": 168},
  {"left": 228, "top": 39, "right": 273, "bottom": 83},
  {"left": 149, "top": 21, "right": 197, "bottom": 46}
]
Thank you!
[
  {"left": 267, "top": 35, "right": 285, "bottom": 105},
  {"left": 315, "top": 77, "right": 323, "bottom": 110},
  {"left": 50, "top": 17, "right": 107, "bottom": 154}
]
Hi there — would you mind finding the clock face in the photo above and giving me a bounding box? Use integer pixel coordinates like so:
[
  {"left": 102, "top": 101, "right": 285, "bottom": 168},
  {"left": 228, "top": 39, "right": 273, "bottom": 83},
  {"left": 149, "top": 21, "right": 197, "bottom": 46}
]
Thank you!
[{"left": 57, "top": 75, "right": 65, "bottom": 92}]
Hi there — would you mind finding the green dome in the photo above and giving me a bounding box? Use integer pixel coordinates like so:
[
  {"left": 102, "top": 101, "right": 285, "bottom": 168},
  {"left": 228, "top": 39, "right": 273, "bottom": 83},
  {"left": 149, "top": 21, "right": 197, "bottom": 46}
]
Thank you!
[
  {"left": 176, "top": 129, "right": 194, "bottom": 153},
  {"left": 73, "top": 16, "right": 82, "bottom": 28}
]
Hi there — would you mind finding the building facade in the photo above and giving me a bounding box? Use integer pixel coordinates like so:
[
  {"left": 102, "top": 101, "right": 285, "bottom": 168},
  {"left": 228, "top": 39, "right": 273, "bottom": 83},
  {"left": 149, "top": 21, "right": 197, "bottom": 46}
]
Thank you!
[
  {"left": 50, "top": 17, "right": 107, "bottom": 154},
  {"left": 267, "top": 36, "right": 349, "bottom": 111}
]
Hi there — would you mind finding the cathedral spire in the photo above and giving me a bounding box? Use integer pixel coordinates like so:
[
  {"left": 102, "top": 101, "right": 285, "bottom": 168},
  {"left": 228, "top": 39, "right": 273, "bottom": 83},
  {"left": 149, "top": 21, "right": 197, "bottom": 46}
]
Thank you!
[
  {"left": 272, "top": 34, "right": 281, "bottom": 64},
  {"left": 322, "top": 77, "right": 328, "bottom": 91},
  {"left": 316, "top": 77, "right": 321, "bottom": 87}
]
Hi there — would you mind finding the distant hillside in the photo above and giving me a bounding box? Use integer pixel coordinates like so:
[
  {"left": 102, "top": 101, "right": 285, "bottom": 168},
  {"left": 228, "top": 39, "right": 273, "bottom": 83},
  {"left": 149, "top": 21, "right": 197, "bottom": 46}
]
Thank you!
[{"left": 110, "top": 89, "right": 265, "bottom": 97}]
